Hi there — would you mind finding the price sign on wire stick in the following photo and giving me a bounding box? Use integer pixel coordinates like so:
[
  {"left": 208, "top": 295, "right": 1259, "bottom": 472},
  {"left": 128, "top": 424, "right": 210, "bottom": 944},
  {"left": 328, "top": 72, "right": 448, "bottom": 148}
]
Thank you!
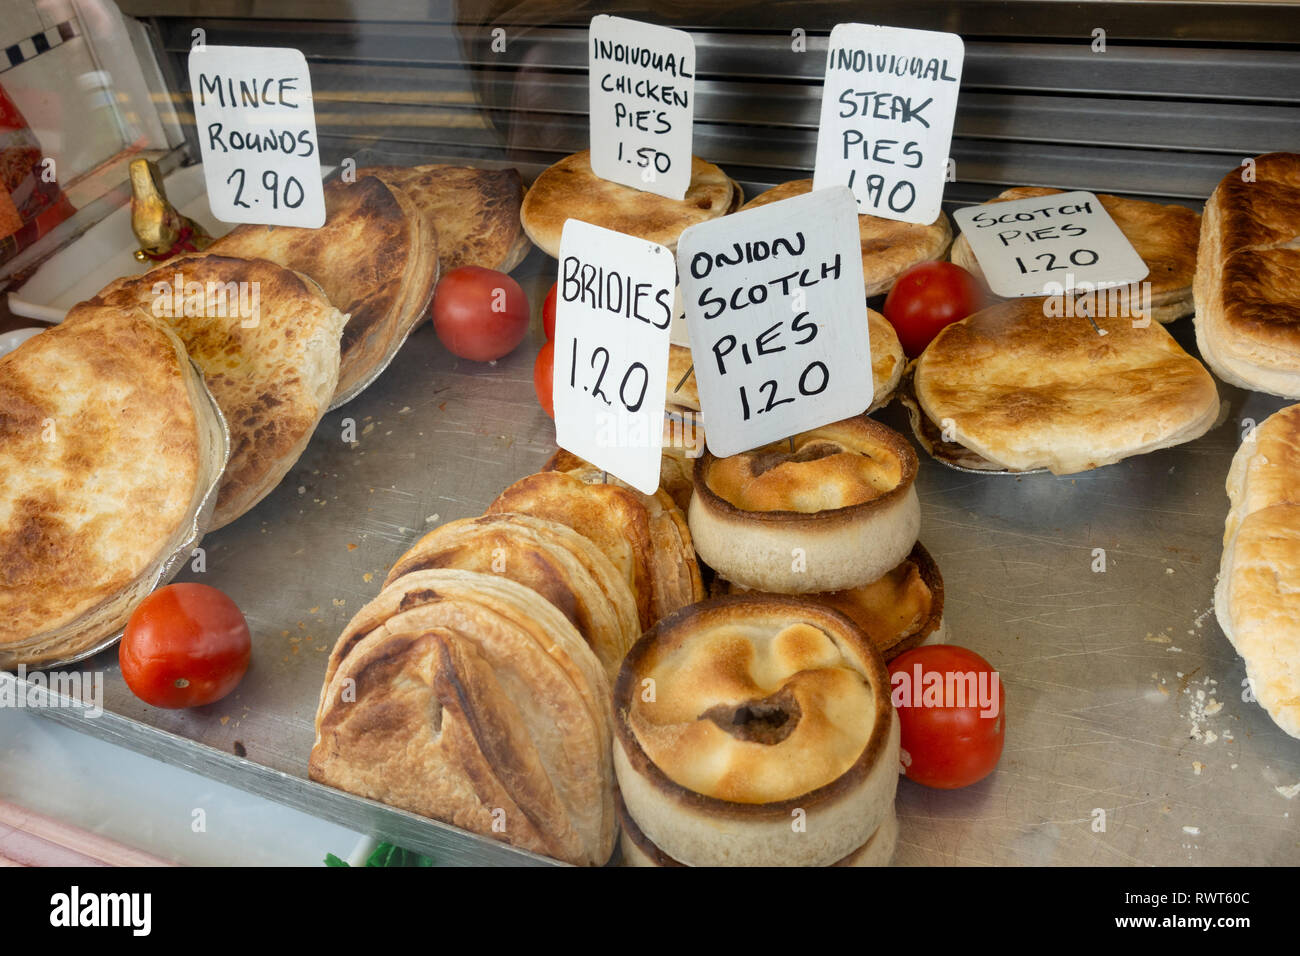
[
  {"left": 677, "top": 185, "right": 873, "bottom": 458},
  {"left": 588, "top": 15, "right": 696, "bottom": 200},
  {"left": 188, "top": 45, "right": 326, "bottom": 228},
  {"left": 951, "top": 191, "right": 1149, "bottom": 299},
  {"left": 812, "top": 23, "right": 963, "bottom": 225},
  {"left": 553, "top": 220, "right": 674, "bottom": 494}
]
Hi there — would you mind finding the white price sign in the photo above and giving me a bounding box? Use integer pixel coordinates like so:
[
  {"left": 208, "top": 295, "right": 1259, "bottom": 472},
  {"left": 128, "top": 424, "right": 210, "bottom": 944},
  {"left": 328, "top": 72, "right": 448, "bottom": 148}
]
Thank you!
[
  {"left": 188, "top": 45, "right": 325, "bottom": 228},
  {"left": 812, "top": 23, "right": 963, "bottom": 225},
  {"left": 677, "top": 186, "right": 873, "bottom": 458},
  {"left": 952, "top": 191, "right": 1149, "bottom": 298},
  {"left": 588, "top": 15, "right": 695, "bottom": 200},
  {"left": 553, "top": 220, "right": 674, "bottom": 494}
]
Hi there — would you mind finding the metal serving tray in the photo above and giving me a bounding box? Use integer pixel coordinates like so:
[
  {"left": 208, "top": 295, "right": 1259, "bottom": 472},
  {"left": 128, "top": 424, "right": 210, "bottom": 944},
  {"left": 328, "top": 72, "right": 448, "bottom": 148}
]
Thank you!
[{"left": 15, "top": 242, "right": 1300, "bottom": 866}]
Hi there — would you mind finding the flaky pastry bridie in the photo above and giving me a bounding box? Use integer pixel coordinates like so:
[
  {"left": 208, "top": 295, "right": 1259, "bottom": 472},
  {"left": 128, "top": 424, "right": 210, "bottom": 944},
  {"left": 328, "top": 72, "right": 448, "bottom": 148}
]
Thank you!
[
  {"left": 613, "top": 595, "right": 899, "bottom": 866},
  {"left": 311, "top": 568, "right": 615, "bottom": 865}
]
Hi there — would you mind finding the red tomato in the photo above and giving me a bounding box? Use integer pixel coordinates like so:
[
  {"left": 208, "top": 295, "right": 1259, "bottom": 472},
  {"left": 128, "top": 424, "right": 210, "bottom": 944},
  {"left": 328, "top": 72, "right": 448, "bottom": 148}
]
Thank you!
[
  {"left": 533, "top": 340, "right": 555, "bottom": 418},
  {"left": 432, "top": 266, "right": 529, "bottom": 361},
  {"left": 882, "top": 261, "right": 984, "bottom": 357},
  {"left": 887, "top": 644, "right": 1005, "bottom": 789},
  {"left": 542, "top": 281, "right": 558, "bottom": 340},
  {"left": 120, "top": 583, "right": 251, "bottom": 709}
]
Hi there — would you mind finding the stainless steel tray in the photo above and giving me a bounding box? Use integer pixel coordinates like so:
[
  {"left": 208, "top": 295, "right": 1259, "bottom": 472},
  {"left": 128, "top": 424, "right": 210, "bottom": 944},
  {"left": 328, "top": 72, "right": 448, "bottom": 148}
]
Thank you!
[{"left": 20, "top": 253, "right": 1300, "bottom": 866}]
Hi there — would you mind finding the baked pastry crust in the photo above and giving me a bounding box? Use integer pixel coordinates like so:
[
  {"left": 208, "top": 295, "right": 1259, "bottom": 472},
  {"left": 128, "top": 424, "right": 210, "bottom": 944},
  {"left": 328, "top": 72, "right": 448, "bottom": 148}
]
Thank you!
[
  {"left": 69, "top": 254, "right": 345, "bottom": 530},
  {"left": 312, "top": 568, "right": 614, "bottom": 864},
  {"left": 741, "top": 179, "right": 952, "bottom": 297},
  {"left": 363, "top": 164, "right": 530, "bottom": 273},
  {"left": 0, "top": 307, "right": 227, "bottom": 666},
  {"left": 689, "top": 416, "right": 920, "bottom": 593},
  {"left": 912, "top": 297, "right": 1220, "bottom": 474},
  {"left": 616, "top": 791, "right": 898, "bottom": 867},
  {"left": 383, "top": 513, "right": 639, "bottom": 681},
  {"left": 520, "top": 150, "right": 734, "bottom": 257},
  {"left": 723, "top": 542, "right": 944, "bottom": 661},
  {"left": 208, "top": 175, "right": 438, "bottom": 405},
  {"left": 613, "top": 595, "right": 899, "bottom": 866},
  {"left": 951, "top": 186, "right": 1199, "bottom": 324},
  {"left": 1216, "top": 402, "right": 1300, "bottom": 738},
  {"left": 1194, "top": 154, "right": 1300, "bottom": 396}
]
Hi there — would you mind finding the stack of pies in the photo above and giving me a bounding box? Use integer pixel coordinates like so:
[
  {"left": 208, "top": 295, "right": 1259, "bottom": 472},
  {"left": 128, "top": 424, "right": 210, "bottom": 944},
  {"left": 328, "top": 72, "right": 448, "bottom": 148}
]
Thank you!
[
  {"left": 613, "top": 595, "right": 900, "bottom": 866},
  {"left": 689, "top": 414, "right": 942, "bottom": 664},
  {"left": 206, "top": 174, "right": 440, "bottom": 406},
  {"left": 1215, "top": 403, "right": 1300, "bottom": 739},
  {"left": 66, "top": 254, "right": 347, "bottom": 530},
  {"left": 1194, "top": 153, "right": 1300, "bottom": 397},
  {"left": 519, "top": 150, "right": 740, "bottom": 256},
  {"left": 0, "top": 307, "right": 228, "bottom": 668},
  {"left": 741, "top": 179, "right": 953, "bottom": 297},
  {"left": 951, "top": 186, "right": 1200, "bottom": 324},
  {"left": 902, "top": 297, "right": 1220, "bottom": 474},
  {"left": 311, "top": 568, "right": 615, "bottom": 865}
]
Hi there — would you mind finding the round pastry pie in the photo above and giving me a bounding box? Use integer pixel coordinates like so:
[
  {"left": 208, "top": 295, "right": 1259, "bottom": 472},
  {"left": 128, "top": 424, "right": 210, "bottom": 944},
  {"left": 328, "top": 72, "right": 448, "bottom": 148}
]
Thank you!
[
  {"left": 616, "top": 792, "right": 898, "bottom": 867},
  {"left": 613, "top": 595, "right": 900, "bottom": 867},
  {"left": 689, "top": 416, "right": 920, "bottom": 593},
  {"left": 520, "top": 150, "right": 737, "bottom": 257},
  {"left": 740, "top": 179, "right": 952, "bottom": 297},
  {"left": 722, "top": 542, "right": 945, "bottom": 661}
]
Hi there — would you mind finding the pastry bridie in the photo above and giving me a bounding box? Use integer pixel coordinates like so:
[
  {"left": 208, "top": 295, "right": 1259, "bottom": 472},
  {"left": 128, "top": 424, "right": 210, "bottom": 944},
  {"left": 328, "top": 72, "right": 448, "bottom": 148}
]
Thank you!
[
  {"left": 690, "top": 416, "right": 921, "bottom": 593},
  {"left": 667, "top": 310, "right": 904, "bottom": 416},
  {"left": 520, "top": 150, "right": 736, "bottom": 257},
  {"left": 741, "top": 179, "right": 952, "bottom": 297},
  {"left": 382, "top": 513, "right": 639, "bottom": 681},
  {"left": 0, "top": 307, "right": 227, "bottom": 668},
  {"left": 363, "top": 164, "right": 532, "bottom": 273},
  {"left": 1194, "top": 153, "right": 1300, "bottom": 397},
  {"left": 613, "top": 595, "right": 900, "bottom": 866},
  {"left": 617, "top": 792, "right": 899, "bottom": 867},
  {"left": 67, "top": 254, "right": 346, "bottom": 530},
  {"left": 722, "top": 542, "right": 944, "bottom": 662},
  {"left": 952, "top": 186, "right": 1200, "bottom": 324},
  {"left": 207, "top": 174, "right": 438, "bottom": 405},
  {"left": 1215, "top": 403, "right": 1300, "bottom": 738},
  {"left": 311, "top": 569, "right": 615, "bottom": 865},
  {"left": 906, "top": 297, "right": 1220, "bottom": 474}
]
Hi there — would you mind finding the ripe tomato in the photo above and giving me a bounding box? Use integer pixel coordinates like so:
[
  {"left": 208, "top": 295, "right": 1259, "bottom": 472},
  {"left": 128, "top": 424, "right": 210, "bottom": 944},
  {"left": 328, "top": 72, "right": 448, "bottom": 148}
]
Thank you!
[
  {"left": 432, "top": 266, "right": 529, "bottom": 362},
  {"left": 120, "top": 583, "right": 251, "bottom": 709},
  {"left": 887, "top": 644, "right": 1005, "bottom": 789},
  {"left": 542, "top": 281, "right": 558, "bottom": 340},
  {"left": 882, "top": 261, "right": 984, "bottom": 357},
  {"left": 533, "top": 340, "right": 555, "bottom": 418}
]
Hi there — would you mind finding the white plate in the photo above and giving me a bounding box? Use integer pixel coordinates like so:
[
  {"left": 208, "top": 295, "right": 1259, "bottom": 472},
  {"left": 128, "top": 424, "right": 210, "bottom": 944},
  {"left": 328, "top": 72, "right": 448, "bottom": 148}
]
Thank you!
[{"left": 0, "top": 326, "right": 45, "bottom": 357}]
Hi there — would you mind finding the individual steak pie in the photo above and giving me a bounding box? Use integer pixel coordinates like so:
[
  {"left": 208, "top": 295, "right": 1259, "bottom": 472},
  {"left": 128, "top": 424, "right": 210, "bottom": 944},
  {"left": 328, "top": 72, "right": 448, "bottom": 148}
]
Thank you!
[
  {"left": 520, "top": 150, "right": 736, "bottom": 257},
  {"left": 951, "top": 186, "right": 1200, "bottom": 324},
  {"left": 905, "top": 297, "right": 1220, "bottom": 474},
  {"left": 722, "top": 542, "right": 944, "bottom": 661},
  {"left": 207, "top": 174, "right": 438, "bottom": 406},
  {"left": 311, "top": 569, "right": 615, "bottom": 865},
  {"left": 613, "top": 595, "right": 900, "bottom": 867},
  {"left": 689, "top": 416, "right": 921, "bottom": 593},
  {"left": 0, "top": 307, "right": 227, "bottom": 667},
  {"left": 383, "top": 513, "right": 639, "bottom": 681},
  {"left": 741, "top": 179, "right": 952, "bottom": 297},
  {"left": 68, "top": 254, "right": 346, "bottom": 530}
]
